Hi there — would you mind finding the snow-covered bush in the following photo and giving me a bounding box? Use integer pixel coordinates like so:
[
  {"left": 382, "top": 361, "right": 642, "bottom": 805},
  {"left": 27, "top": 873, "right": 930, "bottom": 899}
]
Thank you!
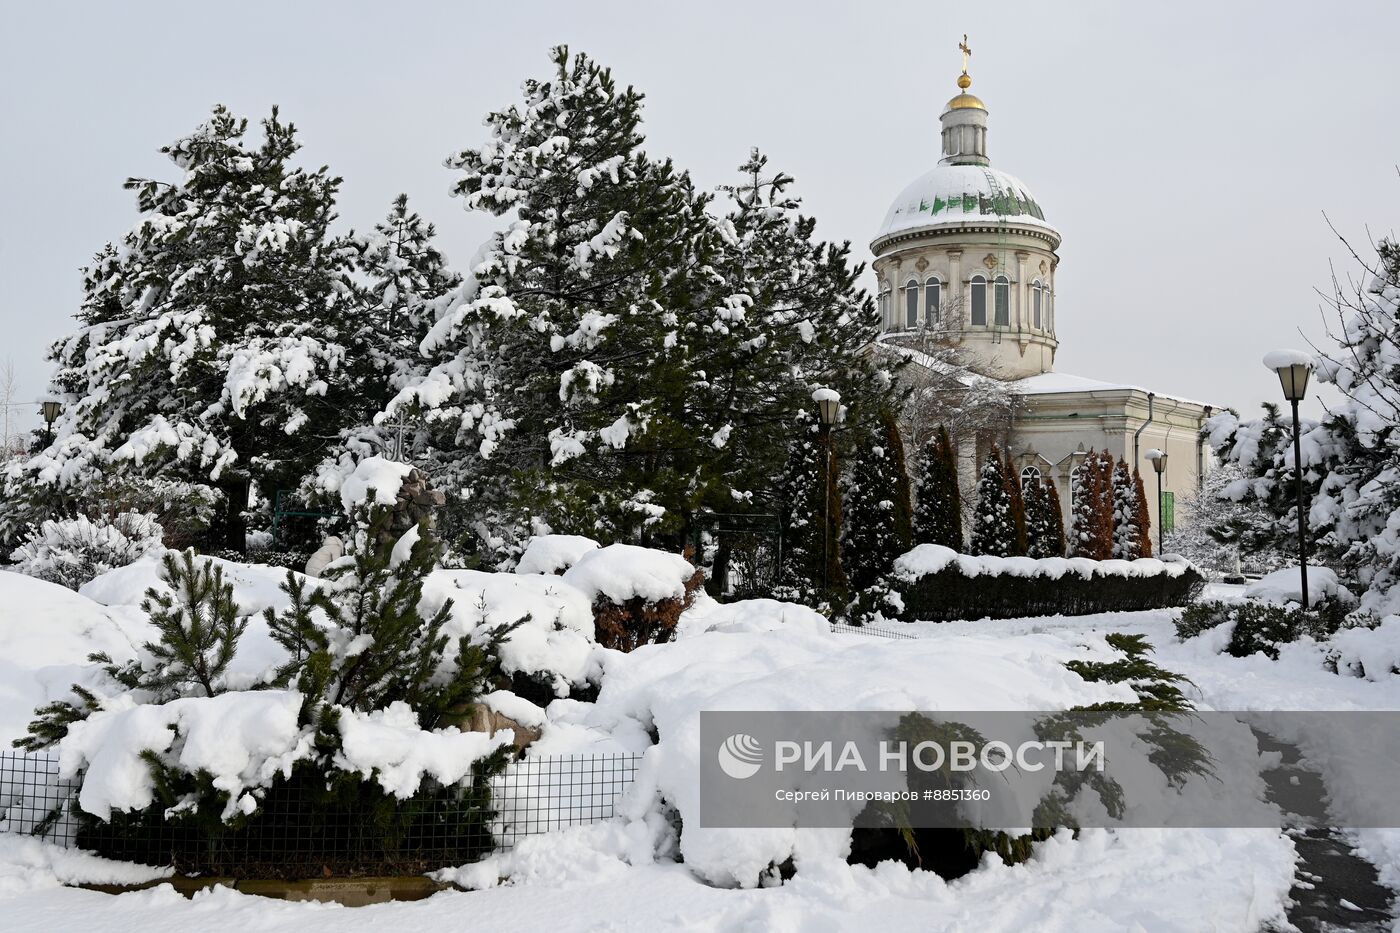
[
  {"left": 1326, "top": 616, "right": 1400, "bottom": 680},
  {"left": 25, "top": 461, "right": 515, "bottom": 876},
  {"left": 1174, "top": 598, "right": 1350, "bottom": 659},
  {"left": 562, "top": 544, "right": 702, "bottom": 651},
  {"left": 9, "top": 512, "right": 164, "bottom": 590},
  {"left": 886, "top": 544, "right": 1204, "bottom": 621}
]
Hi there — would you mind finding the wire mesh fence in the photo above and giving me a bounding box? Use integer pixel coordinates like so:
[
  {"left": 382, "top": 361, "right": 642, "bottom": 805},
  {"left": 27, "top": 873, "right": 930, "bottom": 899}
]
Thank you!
[
  {"left": 830, "top": 621, "right": 923, "bottom": 640},
  {"left": 0, "top": 748, "right": 640, "bottom": 874},
  {"left": 0, "top": 750, "right": 80, "bottom": 842}
]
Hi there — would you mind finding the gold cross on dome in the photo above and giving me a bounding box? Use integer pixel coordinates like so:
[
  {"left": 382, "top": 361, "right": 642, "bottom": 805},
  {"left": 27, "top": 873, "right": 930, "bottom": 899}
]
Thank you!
[{"left": 959, "top": 34, "right": 972, "bottom": 74}]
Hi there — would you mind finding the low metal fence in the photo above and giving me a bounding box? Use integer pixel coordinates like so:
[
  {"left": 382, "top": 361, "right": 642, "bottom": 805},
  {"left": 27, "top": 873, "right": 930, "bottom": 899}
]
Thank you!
[
  {"left": 830, "top": 621, "right": 923, "bottom": 640},
  {"left": 0, "top": 749, "right": 640, "bottom": 869}
]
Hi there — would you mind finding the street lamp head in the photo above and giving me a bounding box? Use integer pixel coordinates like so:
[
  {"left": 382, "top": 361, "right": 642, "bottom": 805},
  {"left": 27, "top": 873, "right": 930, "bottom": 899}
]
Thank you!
[
  {"left": 39, "top": 400, "right": 62, "bottom": 425},
  {"left": 811, "top": 388, "right": 841, "bottom": 427},
  {"left": 1144, "top": 448, "right": 1168, "bottom": 475},
  {"left": 1263, "top": 350, "right": 1313, "bottom": 403}
]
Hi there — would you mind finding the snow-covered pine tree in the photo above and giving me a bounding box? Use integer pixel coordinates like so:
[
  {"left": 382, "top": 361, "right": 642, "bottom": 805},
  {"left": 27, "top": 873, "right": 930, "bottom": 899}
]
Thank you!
[
  {"left": 1001, "top": 448, "right": 1029, "bottom": 556},
  {"left": 913, "top": 425, "right": 962, "bottom": 550},
  {"left": 842, "top": 412, "right": 913, "bottom": 590},
  {"left": 2, "top": 106, "right": 365, "bottom": 552},
  {"left": 970, "top": 451, "right": 1018, "bottom": 557},
  {"left": 380, "top": 47, "right": 719, "bottom": 554},
  {"left": 777, "top": 415, "right": 847, "bottom": 603},
  {"left": 1025, "top": 476, "right": 1066, "bottom": 558},
  {"left": 697, "top": 150, "right": 899, "bottom": 521},
  {"left": 354, "top": 194, "right": 461, "bottom": 407},
  {"left": 1111, "top": 458, "right": 1152, "bottom": 559},
  {"left": 1069, "top": 450, "right": 1114, "bottom": 560}
]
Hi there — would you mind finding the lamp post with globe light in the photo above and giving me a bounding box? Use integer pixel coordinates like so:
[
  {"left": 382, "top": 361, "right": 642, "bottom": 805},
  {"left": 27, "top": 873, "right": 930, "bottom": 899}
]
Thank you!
[
  {"left": 812, "top": 388, "right": 841, "bottom": 595},
  {"left": 1144, "top": 448, "right": 1167, "bottom": 557},
  {"left": 1264, "top": 350, "right": 1314, "bottom": 609}
]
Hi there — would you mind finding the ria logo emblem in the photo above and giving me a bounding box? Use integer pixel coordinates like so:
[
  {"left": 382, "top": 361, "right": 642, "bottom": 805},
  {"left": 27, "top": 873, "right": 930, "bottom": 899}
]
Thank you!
[{"left": 718, "top": 733, "right": 764, "bottom": 779}]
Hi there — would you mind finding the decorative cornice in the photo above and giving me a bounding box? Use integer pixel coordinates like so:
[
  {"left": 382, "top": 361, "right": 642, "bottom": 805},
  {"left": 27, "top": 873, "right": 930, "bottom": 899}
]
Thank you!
[{"left": 872, "top": 222, "right": 1061, "bottom": 257}]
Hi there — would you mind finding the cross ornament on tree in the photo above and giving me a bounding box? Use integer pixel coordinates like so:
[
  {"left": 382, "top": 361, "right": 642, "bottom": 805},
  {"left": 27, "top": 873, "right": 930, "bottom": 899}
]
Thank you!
[
  {"left": 722, "top": 148, "right": 795, "bottom": 209},
  {"left": 960, "top": 35, "right": 972, "bottom": 75}
]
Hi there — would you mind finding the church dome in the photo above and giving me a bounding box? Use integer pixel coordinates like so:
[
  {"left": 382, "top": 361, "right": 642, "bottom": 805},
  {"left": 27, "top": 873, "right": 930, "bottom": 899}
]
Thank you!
[
  {"left": 872, "top": 163, "right": 1057, "bottom": 245},
  {"left": 945, "top": 92, "right": 986, "bottom": 111}
]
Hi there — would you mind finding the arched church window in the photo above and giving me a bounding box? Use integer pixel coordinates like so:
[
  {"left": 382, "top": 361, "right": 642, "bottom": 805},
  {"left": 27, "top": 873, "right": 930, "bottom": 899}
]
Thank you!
[
  {"left": 1020, "top": 465, "right": 1041, "bottom": 489},
  {"left": 1045, "top": 287, "right": 1053, "bottom": 331},
  {"left": 970, "top": 275, "right": 987, "bottom": 326},
  {"left": 1032, "top": 280, "right": 1043, "bottom": 329},
  {"left": 993, "top": 275, "right": 1010, "bottom": 326},
  {"left": 924, "top": 276, "right": 940, "bottom": 323},
  {"left": 903, "top": 279, "right": 919, "bottom": 329}
]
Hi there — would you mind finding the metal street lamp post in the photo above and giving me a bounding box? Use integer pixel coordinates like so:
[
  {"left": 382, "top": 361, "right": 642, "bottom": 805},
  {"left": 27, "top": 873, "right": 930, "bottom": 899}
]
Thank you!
[
  {"left": 1145, "top": 448, "right": 1167, "bottom": 556},
  {"left": 39, "top": 400, "right": 62, "bottom": 447},
  {"left": 1266, "top": 352, "right": 1314, "bottom": 609},
  {"left": 813, "top": 389, "right": 841, "bottom": 596}
]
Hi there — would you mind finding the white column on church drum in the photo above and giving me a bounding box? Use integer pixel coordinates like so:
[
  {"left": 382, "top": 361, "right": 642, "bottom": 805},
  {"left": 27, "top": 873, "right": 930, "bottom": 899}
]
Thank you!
[
  {"left": 1015, "top": 252, "right": 1028, "bottom": 331},
  {"left": 947, "top": 250, "right": 963, "bottom": 327}
]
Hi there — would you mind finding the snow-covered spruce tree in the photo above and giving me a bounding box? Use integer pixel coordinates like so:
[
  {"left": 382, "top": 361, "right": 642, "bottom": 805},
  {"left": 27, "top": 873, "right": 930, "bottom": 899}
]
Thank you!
[
  {"left": 380, "top": 47, "right": 720, "bottom": 554},
  {"left": 913, "top": 425, "right": 962, "bottom": 550},
  {"left": 1001, "top": 448, "right": 1029, "bottom": 557},
  {"left": 777, "top": 415, "right": 847, "bottom": 603},
  {"left": 1069, "top": 450, "right": 1114, "bottom": 560},
  {"left": 1203, "top": 403, "right": 1321, "bottom": 565},
  {"left": 1110, "top": 458, "right": 1152, "bottom": 559},
  {"left": 2, "top": 106, "right": 365, "bottom": 553},
  {"left": 1209, "top": 232, "right": 1400, "bottom": 612},
  {"left": 1164, "top": 461, "right": 1287, "bottom": 573},
  {"left": 1025, "top": 476, "right": 1066, "bottom": 558},
  {"left": 970, "top": 451, "right": 1018, "bottom": 557},
  {"left": 842, "top": 412, "right": 913, "bottom": 591}
]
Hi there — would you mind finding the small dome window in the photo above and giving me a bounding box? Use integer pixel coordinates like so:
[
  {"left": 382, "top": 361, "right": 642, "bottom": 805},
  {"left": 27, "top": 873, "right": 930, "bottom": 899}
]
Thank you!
[
  {"left": 970, "top": 275, "right": 987, "bottom": 326},
  {"left": 903, "top": 278, "right": 920, "bottom": 329},
  {"left": 993, "top": 275, "right": 1010, "bottom": 327},
  {"left": 925, "top": 276, "right": 941, "bottom": 323},
  {"left": 1032, "top": 280, "right": 1043, "bottom": 329}
]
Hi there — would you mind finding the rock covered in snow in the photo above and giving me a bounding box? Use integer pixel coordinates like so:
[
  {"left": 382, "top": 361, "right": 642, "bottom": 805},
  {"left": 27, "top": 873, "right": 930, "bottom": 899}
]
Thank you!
[{"left": 515, "top": 534, "right": 600, "bottom": 576}]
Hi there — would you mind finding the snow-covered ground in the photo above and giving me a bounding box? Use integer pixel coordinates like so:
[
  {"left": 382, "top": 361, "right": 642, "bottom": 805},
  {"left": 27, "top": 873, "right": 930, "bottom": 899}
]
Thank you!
[{"left": 3, "top": 565, "right": 1398, "bottom": 931}]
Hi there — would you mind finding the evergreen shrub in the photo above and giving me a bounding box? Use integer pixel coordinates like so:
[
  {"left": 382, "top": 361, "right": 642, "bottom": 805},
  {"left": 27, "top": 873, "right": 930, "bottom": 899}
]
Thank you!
[
  {"left": 1175, "top": 597, "right": 1352, "bottom": 659},
  {"left": 892, "top": 556, "right": 1205, "bottom": 621}
]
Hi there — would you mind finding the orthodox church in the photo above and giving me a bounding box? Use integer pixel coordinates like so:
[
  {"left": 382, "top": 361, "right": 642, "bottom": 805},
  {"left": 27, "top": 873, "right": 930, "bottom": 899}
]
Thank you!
[{"left": 871, "top": 40, "right": 1213, "bottom": 535}]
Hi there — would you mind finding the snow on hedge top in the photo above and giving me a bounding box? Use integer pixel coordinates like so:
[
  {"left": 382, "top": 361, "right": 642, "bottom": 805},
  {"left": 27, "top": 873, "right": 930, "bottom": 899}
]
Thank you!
[
  {"left": 1245, "top": 566, "right": 1352, "bottom": 606},
  {"left": 893, "top": 544, "right": 1192, "bottom": 581},
  {"left": 332, "top": 456, "right": 414, "bottom": 512},
  {"left": 561, "top": 544, "right": 696, "bottom": 604},
  {"left": 515, "top": 534, "right": 600, "bottom": 575},
  {"left": 1262, "top": 349, "right": 1315, "bottom": 370}
]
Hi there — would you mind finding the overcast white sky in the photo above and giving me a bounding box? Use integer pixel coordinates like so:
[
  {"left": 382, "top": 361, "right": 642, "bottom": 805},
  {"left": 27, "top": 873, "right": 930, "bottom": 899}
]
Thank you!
[{"left": 2, "top": 1, "right": 1397, "bottom": 432}]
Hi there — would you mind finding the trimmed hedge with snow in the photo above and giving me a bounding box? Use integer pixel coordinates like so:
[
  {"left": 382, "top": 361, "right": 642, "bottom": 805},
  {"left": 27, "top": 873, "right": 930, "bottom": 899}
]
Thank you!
[{"left": 888, "top": 545, "right": 1206, "bottom": 621}]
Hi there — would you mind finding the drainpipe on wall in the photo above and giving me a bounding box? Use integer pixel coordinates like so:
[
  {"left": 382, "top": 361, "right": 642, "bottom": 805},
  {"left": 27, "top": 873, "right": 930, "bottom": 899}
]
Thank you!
[
  {"left": 1197, "top": 405, "right": 1213, "bottom": 492},
  {"left": 1133, "top": 392, "right": 1156, "bottom": 469}
]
